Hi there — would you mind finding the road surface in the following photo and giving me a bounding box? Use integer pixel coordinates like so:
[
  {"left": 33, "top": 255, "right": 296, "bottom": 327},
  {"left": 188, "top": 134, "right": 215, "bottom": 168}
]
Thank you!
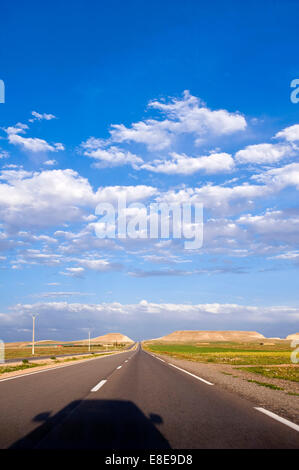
[{"left": 0, "top": 344, "right": 298, "bottom": 449}]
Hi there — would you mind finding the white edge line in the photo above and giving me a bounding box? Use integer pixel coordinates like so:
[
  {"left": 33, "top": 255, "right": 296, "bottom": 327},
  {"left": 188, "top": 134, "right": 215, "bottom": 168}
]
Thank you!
[
  {"left": 169, "top": 363, "right": 214, "bottom": 386},
  {"left": 149, "top": 352, "right": 213, "bottom": 386},
  {"left": 91, "top": 379, "right": 107, "bottom": 392},
  {"left": 155, "top": 356, "right": 165, "bottom": 363},
  {"left": 0, "top": 350, "right": 128, "bottom": 384},
  {"left": 150, "top": 353, "right": 165, "bottom": 363},
  {"left": 254, "top": 407, "right": 299, "bottom": 432}
]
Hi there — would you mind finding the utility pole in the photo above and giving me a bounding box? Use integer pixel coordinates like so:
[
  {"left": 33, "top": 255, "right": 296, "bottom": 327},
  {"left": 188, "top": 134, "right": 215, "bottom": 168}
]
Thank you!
[
  {"left": 88, "top": 330, "right": 91, "bottom": 352},
  {"left": 32, "top": 314, "right": 38, "bottom": 356}
]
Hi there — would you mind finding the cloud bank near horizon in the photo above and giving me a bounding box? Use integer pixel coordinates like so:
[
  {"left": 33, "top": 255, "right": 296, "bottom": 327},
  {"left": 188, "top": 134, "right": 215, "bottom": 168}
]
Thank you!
[{"left": 1, "top": 300, "right": 298, "bottom": 343}]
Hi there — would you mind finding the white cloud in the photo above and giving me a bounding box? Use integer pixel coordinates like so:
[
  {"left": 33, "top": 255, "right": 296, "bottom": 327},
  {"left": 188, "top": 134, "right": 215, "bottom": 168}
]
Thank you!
[
  {"left": 1, "top": 301, "right": 298, "bottom": 337},
  {"left": 12, "top": 249, "right": 62, "bottom": 267},
  {"left": 0, "top": 162, "right": 297, "bottom": 260},
  {"left": 17, "top": 231, "right": 57, "bottom": 244},
  {"left": 35, "top": 291, "right": 92, "bottom": 298},
  {"left": 4, "top": 121, "right": 64, "bottom": 153},
  {"left": 275, "top": 124, "right": 299, "bottom": 142},
  {"left": 72, "top": 257, "right": 121, "bottom": 272},
  {"left": 141, "top": 152, "right": 235, "bottom": 175},
  {"left": 271, "top": 251, "right": 299, "bottom": 261},
  {"left": 43, "top": 159, "right": 58, "bottom": 166},
  {"left": 235, "top": 142, "right": 295, "bottom": 164},
  {"left": 1, "top": 163, "right": 22, "bottom": 169},
  {"left": 0, "top": 173, "right": 155, "bottom": 229},
  {"left": 238, "top": 210, "right": 299, "bottom": 236},
  {"left": 0, "top": 169, "right": 34, "bottom": 181},
  {"left": 129, "top": 268, "right": 202, "bottom": 277},
  {"left": 149, "top": 90, "right": 247, "bottom": 134},
  {"left": 82, "top": 138, "right": 143, "bottom": 168},
  {"left": 4, "top": 123, "right": 28, "bottom": 135},
  {"left": 8, "top": 134, "right": 64, "bottom": 153},
  {"left": 109, "top": 90, "right": 247, "bottom": 150},
  {"left": 0, "top": 169, "right": 182, "bottom": 236},
  {"left": 60, "top": 267, "right": 85, "bottom": 278},
  {"left": 0, "top": 168, "right": 97, "bottom": 228},
  {"left": 0, "top": 149, "right": 9, "bottom": 159},
  {"left": 95, "top": 185, "right": 157, "bottom": 204},
  {"left": 29, "top": 111, "right": 56, "bottom": 122},
  {"left": 159, "top": 182, "right": 271, "bottom": 214},
  {"left": 110, "top": 120, "right": 172, "bottom": 151},
  {"left": 252, "top": 162, "right": 299, "bottom": 189},
  {"left": 142, "top": 254, "right": 191, "bottom": 264}
]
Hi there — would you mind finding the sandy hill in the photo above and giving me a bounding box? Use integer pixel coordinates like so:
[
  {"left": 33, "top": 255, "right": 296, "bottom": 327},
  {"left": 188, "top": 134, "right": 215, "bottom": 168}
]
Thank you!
[
  {"left": 36, "top": 340, "right": 58, "bottom": 344},
  {"left": 5, "top": 341, "right": 31, "bottom": 348},
  {"left": 80, "top": 333, "right": 134, "bottom": 344},
  {"left": 151, "top": 330, "right": 265, "bottom": 342},
  {"left": 6, "top": 334, "right": 134, "bottom": 347},
  {"left": 286, "top": 333, "right": 299, "bottom": 340}
]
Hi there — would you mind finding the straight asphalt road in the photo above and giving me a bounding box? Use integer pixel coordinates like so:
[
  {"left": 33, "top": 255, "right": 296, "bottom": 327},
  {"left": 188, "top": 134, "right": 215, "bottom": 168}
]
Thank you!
[{"left": 0, "top": 344, "right": 298, "bottom": 449}]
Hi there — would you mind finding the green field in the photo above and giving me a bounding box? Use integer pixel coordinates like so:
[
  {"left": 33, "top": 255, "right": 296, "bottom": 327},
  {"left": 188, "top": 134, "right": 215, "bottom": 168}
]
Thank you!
[
  {"left": 241, "top": 366, "right": 299, "bottom": 382},
  {"left": 0, "top": 352, "right": 116, "bottom": 374},
  {"left": 143, "top": 342, "right": 294, "bottom": 366},
  {"left": 247, "top": 379, "right": 284, "bottom": 390},
  {"left": 4, "top": 343, "right": 128, "bottom": 361},
  {"left": 0, "top": 362, "right": 46, "bottom": 374}
]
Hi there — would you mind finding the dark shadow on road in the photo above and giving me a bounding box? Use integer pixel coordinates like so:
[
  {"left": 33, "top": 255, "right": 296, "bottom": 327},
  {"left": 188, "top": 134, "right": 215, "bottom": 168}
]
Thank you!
[{"left": 10, "top": 400, "right": 171, "bottom": 449}]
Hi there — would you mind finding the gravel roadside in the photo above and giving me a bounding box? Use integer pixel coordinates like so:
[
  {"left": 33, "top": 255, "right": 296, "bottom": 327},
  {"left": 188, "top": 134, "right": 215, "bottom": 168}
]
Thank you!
[{"left": 151, "top": 352, "right": 299, "bottom": 425}]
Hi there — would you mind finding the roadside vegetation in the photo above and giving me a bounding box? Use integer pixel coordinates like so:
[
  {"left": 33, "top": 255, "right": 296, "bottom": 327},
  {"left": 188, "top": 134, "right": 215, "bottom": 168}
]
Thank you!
[
  {"left": 247, "top": 379, "right": 284, "bottom": 390},
  {"left": 241, "top": 366, "right": 299, "bottom": 382},
  {"left": 0, "top": 362, "right": 46, "bottom": 374},
  {"left": 143, "top": 342, "right": 299, "bottom": 389},
  {"left": 52, "top": 352, "right": 114, "bottom": 363},
  {"left": 0, "top": 351, "right": 115, "bottom": 375},
  {"left": 4, "top": 342, "right": 129, "bottom": 361},
  {"left": 143, "top": 342, "right": 293, "bottom": 366}
]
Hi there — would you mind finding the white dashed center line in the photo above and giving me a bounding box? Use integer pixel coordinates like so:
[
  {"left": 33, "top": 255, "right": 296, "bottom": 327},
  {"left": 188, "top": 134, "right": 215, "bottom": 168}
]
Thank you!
[{"left": 91, "top": 379, "right": 107, "bottom": 392}]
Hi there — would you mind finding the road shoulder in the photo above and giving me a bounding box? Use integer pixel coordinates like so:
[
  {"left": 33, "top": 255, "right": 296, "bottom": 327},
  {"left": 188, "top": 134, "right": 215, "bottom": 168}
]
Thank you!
[{"left": 150, "top": 352, "right": 299, "bottom": 425}]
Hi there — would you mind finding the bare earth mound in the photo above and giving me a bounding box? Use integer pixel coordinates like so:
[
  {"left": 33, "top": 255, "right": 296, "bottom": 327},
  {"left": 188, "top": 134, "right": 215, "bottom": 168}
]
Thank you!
[
  {"left": 286, "top": 333, "right": 299, "bottom": 340},
  {"left": 152, "top": 330, "right": 265, "bottom": 342},
  {"left": 80, "top": 333, "right": 134, "bottom": 344},
  {"left": 6, "top": 334, "right": 134, "bottom": 348}
]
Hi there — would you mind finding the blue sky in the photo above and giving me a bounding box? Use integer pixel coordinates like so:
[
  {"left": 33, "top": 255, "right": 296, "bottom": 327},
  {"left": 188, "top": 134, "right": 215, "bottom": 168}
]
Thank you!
[{"left": 0, "top": 0, "right": 299, "bottom": 342}]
